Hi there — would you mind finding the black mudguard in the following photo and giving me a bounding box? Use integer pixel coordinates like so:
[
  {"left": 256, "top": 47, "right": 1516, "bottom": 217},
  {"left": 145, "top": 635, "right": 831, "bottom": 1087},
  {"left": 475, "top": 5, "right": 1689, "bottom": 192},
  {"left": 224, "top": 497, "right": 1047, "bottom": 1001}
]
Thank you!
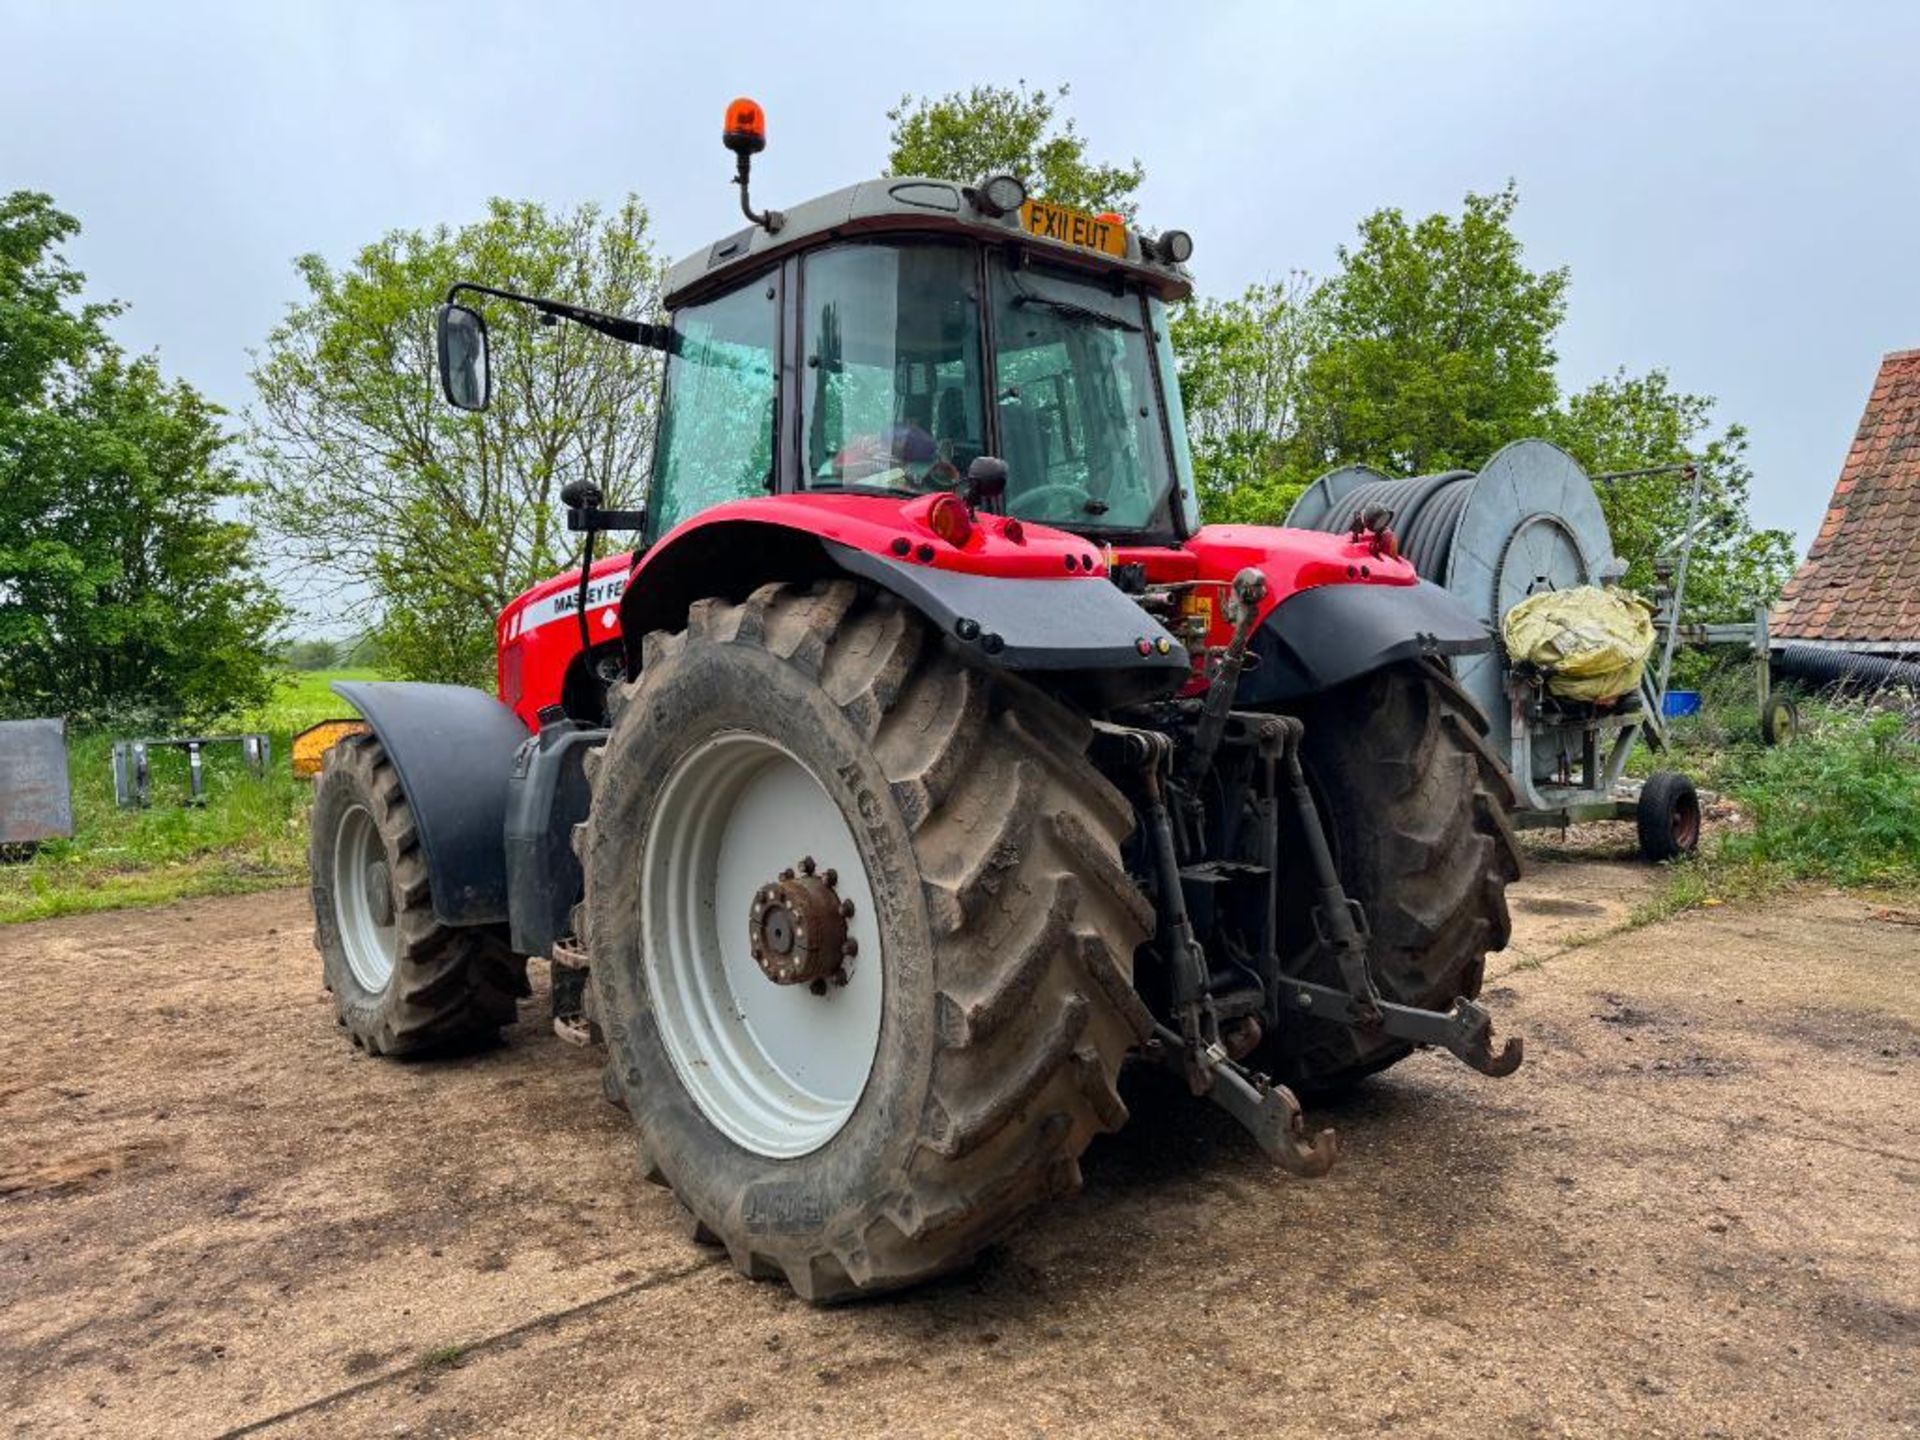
[
  {"left": 1237, "top": 579, "right": 1492, "bottom": 704},
  {"left": 826, "top": 542, "right": 1189, "bottom": 707},
  {"left": 331, "top": 681, "right": 528, "bottom": 927}
]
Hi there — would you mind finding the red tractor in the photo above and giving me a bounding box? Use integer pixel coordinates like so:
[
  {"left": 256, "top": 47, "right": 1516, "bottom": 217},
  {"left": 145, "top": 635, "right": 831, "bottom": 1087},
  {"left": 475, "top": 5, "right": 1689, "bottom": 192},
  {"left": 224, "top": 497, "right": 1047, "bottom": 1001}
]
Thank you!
[{"left": 310, "top": 100, "right": 1522, "bottom": 1301}]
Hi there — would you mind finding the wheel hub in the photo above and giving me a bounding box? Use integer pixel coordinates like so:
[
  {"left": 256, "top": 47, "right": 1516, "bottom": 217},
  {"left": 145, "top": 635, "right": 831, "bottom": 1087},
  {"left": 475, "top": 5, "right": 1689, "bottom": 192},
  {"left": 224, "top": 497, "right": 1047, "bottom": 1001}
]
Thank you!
[
  {"left": 749, "top": 856, "right": 855, "bottom": 987},
  {"left": 363, "top": 859, "right": 394, "bottom": 928}
]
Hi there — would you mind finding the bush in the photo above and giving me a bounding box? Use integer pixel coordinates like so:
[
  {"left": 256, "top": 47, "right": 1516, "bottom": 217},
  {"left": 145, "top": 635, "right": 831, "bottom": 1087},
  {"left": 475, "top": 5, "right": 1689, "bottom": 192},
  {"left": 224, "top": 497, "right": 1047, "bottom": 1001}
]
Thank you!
[{"left": 1717, "top": 702, "right": 1920, "bottom": 888}]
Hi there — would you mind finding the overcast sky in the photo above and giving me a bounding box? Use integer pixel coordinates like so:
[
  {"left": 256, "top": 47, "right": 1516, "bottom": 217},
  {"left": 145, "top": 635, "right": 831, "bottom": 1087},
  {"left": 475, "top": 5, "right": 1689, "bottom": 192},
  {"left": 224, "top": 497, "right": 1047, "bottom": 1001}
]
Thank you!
[{"left": 7, "top": 0, "right": 1918, "bottom": 565}]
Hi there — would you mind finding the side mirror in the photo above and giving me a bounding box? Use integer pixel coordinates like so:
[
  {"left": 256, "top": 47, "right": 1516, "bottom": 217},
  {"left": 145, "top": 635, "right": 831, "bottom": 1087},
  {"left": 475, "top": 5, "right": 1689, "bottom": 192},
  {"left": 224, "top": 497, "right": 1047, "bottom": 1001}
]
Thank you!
[{"left": 435, "top": 302, "right": 491, "bottom": 411}]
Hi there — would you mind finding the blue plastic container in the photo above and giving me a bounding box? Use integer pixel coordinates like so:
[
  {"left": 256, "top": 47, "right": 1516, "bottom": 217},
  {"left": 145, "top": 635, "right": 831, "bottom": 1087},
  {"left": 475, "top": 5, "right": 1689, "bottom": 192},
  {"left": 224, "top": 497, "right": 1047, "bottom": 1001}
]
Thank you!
[{"left": 1662, "top": 689, "right": 1702, "bottom": 718}]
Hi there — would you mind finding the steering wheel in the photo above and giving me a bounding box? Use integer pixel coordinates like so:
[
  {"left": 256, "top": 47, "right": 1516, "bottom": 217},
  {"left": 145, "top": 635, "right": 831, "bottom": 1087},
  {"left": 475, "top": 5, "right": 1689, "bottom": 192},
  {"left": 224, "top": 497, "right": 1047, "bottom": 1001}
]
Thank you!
[{"left": 1011, "top": 481, "right": 1095, "bottom": 521}]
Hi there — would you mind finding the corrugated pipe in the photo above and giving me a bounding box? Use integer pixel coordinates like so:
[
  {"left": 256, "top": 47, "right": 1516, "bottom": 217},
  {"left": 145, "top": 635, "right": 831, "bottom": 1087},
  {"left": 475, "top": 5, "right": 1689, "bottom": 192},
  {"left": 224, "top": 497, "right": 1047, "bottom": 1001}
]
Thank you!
[{"left": 1774, "top": 643, "right": 1920, "bottom": 691}]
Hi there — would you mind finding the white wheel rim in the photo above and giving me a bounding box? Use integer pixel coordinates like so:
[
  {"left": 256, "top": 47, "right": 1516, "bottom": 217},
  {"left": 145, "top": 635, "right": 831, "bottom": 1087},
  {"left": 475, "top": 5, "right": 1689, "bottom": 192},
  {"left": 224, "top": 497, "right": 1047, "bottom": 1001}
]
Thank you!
[
  {"left": 332, "top": 802, "right": 397, "bottom": 993},
  {"left": 642, "top": 731, "right": 885, "bottom": 1159}
]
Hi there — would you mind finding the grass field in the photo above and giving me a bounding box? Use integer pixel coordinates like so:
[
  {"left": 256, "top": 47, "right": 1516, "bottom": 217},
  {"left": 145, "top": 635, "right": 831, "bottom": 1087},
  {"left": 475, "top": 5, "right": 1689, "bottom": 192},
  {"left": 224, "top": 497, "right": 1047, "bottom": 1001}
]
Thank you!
[{"left": 0, "top": 670, "right": 379, "bottom": 924}]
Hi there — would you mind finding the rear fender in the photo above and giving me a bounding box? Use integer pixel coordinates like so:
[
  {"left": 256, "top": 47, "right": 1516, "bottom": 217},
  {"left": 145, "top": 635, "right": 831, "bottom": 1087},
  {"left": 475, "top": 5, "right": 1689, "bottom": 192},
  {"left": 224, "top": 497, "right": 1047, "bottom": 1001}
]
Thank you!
[
  {"left": 1236, "top": 579, "right": 1493, "bottom": 704},
  {"left": 330, "top": 681, "right": 528, "bottom": 927}
]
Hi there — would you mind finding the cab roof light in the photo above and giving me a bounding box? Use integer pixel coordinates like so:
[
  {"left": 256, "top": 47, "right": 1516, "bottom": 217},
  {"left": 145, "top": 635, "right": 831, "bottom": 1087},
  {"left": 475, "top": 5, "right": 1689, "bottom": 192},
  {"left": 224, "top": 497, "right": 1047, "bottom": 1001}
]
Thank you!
[
  {"left": 722, "top": 97, "right": 783, "bottom": 233},
  {"left": 1154, "top": 230, "right": 1193, "bottom": 265},
  {"left": 970, "top": 173, "right": 1028, "bottom": 218},
  {"left": 722, "top": 96, "right": 766, "bottom": 155}
]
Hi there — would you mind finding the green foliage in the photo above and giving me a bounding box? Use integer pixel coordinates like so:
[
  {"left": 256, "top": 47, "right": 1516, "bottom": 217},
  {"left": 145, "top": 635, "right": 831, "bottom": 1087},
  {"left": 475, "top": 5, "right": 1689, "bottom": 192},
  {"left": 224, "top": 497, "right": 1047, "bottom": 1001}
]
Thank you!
[
  {"left": 885, "top": 83, "right": 1144, "bottom": 217},
  {"left": 1169, "top": 275, "right": 1323, "bottom": 522},
  {"left": 283, "top": 636, "right": 342, "bottom": 670},
  {"left": 0, "top": 191, "right": 284, "bottom": 725},
  {"left": 1299, "top": 183, "right": 1569, "bottom": 481},
  {"left": 1173, "top": 185, "right": 1570, "bottom": 524},
  {"left": 1715, "top": 704, "right": 1920, "bottom": 888},
  {"left": 252, "top": 197, "right": 662, "bottom": 686},
  {"left": 1545, "top": 369, "right": 1797, "bottom": 618},
  {"left": 0, "top": 668, "right": 378, "bottom": 925}
]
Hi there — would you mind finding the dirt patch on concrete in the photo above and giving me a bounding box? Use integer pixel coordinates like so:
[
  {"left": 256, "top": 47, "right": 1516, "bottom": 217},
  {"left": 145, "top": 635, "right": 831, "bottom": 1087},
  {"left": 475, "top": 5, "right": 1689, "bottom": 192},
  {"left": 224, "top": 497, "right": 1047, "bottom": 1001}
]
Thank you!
[{"left": 1, "top": 858, "right": 1915, "bottom": 1438}]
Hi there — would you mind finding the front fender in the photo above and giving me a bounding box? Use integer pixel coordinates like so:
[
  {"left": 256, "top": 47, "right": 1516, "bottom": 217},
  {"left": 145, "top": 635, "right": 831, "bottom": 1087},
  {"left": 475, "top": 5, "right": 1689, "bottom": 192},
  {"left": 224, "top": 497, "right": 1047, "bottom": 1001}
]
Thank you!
[
  {"left": 331, "top": 681, "right": 528, "bottom": 927},
  {"left": 1237, "top": 579, "right": 1493, "bottom": 704}
]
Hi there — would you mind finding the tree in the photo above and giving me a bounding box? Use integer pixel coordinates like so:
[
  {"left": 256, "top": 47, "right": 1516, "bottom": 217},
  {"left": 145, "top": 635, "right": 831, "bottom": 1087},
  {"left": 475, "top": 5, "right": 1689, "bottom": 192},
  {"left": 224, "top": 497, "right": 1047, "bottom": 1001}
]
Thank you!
[
  {"left": 284, "top": 637, "right": 342, "bottom": 670},
  {"left": 1172, "top": 185, "right": 1569, "bottom": 523},
  {"left": 1546, "top": 369, "right": 1797, "bottom": 619},
  {"left": 1294, "top": 182, "right": 1569, "bottom": 484},
  {"left": 0, "top": 192, "right": 283, "bottom": 725},
  {"left": 886, "top": 83, "right": 1145, "bottom": 217},
  {"left": 1170, "top": 275, "right": 1323, "bottom": 522},
  {"left": 252, "top": 197, "right": 662, "bottom": 686}
]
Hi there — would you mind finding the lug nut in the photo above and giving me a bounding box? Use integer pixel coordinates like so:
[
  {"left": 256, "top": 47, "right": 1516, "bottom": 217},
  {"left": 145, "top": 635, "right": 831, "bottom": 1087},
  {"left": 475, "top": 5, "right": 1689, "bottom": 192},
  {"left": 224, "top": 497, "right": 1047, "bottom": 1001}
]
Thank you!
[
  {"left": 779, "top": 867, "right": 794, "bottom": 881},
  {"left": 823, "top": 868, "right": 837, "bottom": 888},
  {"left": 843, "top": 938, "right": 859, "bottom": 958},
  {"left": 799, "top": 856, "right": 816, "bottom": 876},
  {"left": 809, "top": 979, "right": 828, "bottom": 996},
  {"left": 841, "top": 898, "right": 855, "bottom": 918}
]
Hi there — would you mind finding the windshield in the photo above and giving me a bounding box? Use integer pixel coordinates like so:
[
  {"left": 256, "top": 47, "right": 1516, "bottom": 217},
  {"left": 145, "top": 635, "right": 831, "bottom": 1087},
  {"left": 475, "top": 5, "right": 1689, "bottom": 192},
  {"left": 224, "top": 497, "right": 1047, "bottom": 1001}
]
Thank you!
[
  {"left": 988, "top": 261, "right": 1178, "bottom": 532},
  {"left": 795, "top": 240, "right": 1183, "bottom": 535}
]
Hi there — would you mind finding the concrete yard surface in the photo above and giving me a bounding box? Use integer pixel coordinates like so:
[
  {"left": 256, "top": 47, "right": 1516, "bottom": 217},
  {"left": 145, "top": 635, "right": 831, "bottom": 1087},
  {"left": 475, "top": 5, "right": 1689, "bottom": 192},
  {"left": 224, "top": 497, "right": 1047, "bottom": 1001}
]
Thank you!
[{"left": 1, "top": 855, "right": 1916, "bottom": 1437}]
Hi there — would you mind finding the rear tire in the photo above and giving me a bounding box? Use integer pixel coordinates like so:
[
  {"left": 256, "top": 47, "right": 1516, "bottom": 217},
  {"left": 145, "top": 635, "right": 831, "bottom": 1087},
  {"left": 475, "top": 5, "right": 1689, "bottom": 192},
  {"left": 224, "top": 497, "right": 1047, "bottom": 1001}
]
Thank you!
[
  {"left": 310, "top": 734, "right": 526, "bottom": 1055},
  {"left": 583, "top": 580, "right": 1153, "bottom": 1301},
  {"left": 1262, "top": 661, "right": 1521, "bottom": 1093}
]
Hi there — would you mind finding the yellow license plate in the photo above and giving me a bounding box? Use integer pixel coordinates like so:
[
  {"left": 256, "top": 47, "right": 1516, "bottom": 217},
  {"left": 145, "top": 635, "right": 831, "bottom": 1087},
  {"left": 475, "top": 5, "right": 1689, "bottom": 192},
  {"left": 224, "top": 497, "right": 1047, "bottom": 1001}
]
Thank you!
[{"left": 1018, "top": 199, "right": 1128, "bottom": 258}]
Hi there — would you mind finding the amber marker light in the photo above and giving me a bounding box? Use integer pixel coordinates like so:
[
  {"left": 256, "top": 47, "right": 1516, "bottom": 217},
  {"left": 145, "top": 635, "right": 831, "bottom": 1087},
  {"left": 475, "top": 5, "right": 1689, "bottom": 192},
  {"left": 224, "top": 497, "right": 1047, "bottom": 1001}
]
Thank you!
[{"left": 925, "top": 493, "right": 974, "bottom": 548}]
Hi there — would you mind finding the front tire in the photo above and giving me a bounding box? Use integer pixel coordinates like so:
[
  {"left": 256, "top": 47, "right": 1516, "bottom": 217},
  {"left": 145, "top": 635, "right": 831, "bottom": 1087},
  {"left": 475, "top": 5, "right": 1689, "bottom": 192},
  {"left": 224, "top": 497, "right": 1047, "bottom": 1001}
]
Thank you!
[
  {"left": 310, "top": 734, "right": 525, "bottom": 1055},
  {"left": 584, "top": 581, "right": 1153, "bottom": 1301}
]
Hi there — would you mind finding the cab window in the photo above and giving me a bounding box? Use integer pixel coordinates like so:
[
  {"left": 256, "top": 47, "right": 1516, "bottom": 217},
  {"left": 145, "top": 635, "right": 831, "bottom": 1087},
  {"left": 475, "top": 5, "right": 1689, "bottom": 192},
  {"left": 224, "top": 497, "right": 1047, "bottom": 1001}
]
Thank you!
[
  {"left": 647, "top": 278, "right": 777, "bottom": 542},
  {"left": 801, "top": 244, "right": 985, "bottom": 493}
]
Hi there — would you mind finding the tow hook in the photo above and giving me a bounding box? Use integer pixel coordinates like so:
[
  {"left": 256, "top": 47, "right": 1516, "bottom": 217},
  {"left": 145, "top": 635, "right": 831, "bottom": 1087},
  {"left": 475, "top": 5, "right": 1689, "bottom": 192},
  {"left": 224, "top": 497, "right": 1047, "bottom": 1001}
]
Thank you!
[
  {"left": 1277, "top": 984, "right": 1524, "bottom": 1077},
  {"left": 1150, "top": 1025, "right": 1338, "bottom": 1178}
]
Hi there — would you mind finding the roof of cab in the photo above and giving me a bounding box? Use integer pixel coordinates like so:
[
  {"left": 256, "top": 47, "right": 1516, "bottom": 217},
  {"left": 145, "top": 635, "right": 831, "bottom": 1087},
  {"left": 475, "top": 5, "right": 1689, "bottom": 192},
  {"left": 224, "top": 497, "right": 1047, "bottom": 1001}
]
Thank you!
[{"left": 662, "top": 176, "right": 1194, "bottom": 310}]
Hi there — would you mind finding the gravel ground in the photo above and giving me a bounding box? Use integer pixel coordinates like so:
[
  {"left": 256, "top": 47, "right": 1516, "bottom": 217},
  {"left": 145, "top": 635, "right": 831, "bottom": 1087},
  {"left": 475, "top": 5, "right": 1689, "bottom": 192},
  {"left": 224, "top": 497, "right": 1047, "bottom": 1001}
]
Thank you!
[{"left": 1, "top": 850, "right": 1915, "bottom": 1438}]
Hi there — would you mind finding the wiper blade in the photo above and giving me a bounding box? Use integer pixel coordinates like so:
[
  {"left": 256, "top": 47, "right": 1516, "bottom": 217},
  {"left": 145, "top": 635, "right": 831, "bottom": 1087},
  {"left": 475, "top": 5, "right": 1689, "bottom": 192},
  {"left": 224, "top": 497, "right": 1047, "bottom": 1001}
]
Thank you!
[{"left": 1011, "top": 293, "right": 1142, "bottom": 333}]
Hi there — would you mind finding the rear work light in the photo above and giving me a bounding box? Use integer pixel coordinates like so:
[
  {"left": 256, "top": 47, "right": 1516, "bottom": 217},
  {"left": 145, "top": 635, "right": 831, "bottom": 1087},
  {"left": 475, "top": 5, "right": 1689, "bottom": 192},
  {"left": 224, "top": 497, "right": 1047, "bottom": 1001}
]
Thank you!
[{"left": 924, "top": 493, "right": 974, "bottom": 548}]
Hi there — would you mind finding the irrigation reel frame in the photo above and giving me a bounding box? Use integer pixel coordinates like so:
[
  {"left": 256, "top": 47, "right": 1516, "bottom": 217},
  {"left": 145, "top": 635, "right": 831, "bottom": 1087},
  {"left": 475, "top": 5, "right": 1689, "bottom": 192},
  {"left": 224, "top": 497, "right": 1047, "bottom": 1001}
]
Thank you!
[{"left": 1289, "top": 440, "right": 1741, "bottom": 856}]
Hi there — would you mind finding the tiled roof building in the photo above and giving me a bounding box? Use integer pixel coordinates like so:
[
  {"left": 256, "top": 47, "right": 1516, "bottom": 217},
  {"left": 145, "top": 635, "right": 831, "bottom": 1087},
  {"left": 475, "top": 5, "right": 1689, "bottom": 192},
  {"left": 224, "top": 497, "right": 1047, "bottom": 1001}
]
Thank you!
[{"left": 1772, "top": 348, "right": 1920, "bottom": 656}]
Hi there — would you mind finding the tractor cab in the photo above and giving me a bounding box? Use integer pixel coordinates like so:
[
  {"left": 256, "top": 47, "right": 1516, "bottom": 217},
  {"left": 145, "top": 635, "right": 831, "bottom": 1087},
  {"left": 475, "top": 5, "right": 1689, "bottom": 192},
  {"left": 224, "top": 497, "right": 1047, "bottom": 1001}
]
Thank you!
[{"left": 643, "top": 175, "right": 1201, "bottom": 547}]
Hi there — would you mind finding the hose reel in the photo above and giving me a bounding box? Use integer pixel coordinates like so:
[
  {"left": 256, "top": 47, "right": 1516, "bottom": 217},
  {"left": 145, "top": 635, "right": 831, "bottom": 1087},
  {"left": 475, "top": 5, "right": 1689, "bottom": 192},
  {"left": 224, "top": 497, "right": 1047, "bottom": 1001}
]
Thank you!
[{"left": 1287, "top": 439, "right": 1619, "bottom": 778}]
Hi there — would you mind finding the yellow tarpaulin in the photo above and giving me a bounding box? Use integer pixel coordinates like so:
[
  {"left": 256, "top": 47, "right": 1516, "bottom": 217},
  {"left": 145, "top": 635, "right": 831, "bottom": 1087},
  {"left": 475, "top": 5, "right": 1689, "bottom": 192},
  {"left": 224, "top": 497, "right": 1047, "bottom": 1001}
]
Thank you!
[{"left": 1501, "top": 586, "right": 1656, "bottom": 703}]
